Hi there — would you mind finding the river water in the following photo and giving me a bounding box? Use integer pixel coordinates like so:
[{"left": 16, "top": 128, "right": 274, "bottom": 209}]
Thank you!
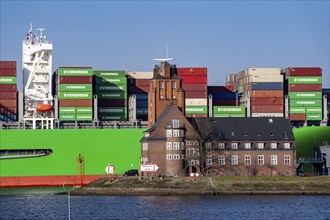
[{"left": 0, "top": 187, "right": 329, "bottom": 220}]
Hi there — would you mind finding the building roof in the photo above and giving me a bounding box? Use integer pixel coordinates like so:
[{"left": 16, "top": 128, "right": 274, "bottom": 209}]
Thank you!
[{"left": 189, "top": 117, "right": 295, "bottom": 142}]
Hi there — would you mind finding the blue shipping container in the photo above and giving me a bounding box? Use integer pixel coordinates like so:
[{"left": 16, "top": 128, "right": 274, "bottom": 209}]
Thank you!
[
  {"left": 135, "top": 93, "right": 148, "bottom": 101},
  {"left": 136, "top": 100, "right": 148, "bottom": 108},
  {"left": 208, "top": 91, "right": 238, "bottom": 100},
  {"left": 251, "top": 82, "right": 283, "bottom": 90}
]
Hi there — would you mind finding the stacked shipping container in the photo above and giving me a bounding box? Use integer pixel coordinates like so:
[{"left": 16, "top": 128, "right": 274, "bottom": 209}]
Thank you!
[
  {"left": 208, "top": 86, "right": 238, "bottom": 106},
  {"left": 94, "top": 70, "right": 127, "bottom": 121},
  {"left": 213, "top": 106, "right": 246, "bottom": 117},
  {"left": 56, "top": 67, "right": 93, "bottom": 121},
  {"left": 0, "top": 61, "right": 17, "bottom": 121},
  {"left": 177, "top": 68, "right": 208, "bottom": 117},
  {"left": 283, "top": 67, "right": 323, "bottom": 121},
  {"left": 127, "top": 72, "right": 153, "bottom": 121}
]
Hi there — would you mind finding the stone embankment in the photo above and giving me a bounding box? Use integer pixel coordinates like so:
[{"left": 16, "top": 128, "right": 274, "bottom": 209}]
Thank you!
[{"left": 71, "top": 176, "right": 330, "bottom": 196}]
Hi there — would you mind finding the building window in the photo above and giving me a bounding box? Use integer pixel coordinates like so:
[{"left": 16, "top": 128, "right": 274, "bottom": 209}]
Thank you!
[
  {"left": 284, "top": 155, "right": 291, "bottom": 165},
  {"left": 271, "top": 142, "right": 277, "bottom": 149},
  {"left": 218, "top": 143, "right": 225, "bottom": 149},
  {"left": 142, "top": 143, "right": 148, "bottom": 151},
  {"left": 196, "top": 148, "right": 200, "bottom": 156},
  {"left": 186, "top": 148, "right": 190, "bottom": 156},
  {"left": 283, "top": 131, "right": 288, "bottom": 139},
  {"left": 172, "top": 119, "right": 179, "bottom": 128},
  {"left": 173, "top": 130, "right": 180, "bottom": 137},
  {"left": 181, "top": 154, "right": 185, "bottom": 160},
  {"left": 231, "top": 143, "right": 238, "bottom": 149},
  {"left": 245, "top": 155, "right": 251, "bottom": 165},
  {"left": 173, "top": 142, "right": 180, "bottom": 150},
  {"left": 173, "top": 154, "right": 180, "bottom": 160},
  {"left": 219, "top": 155, "right": 225, "bottom": 165},
  {"left": 180, "top": 130, "right": 185, "bottom": 137},
  {"left": 284, "top": 143, "right": 291, "bottom": 149},
  {"left": 258, "top": 155, "right": 264, "bottom": 165},
  {"left": 166, "top": 154, "right": 172, "bottom": 160},
  {"left": 160, "top": 81, "right": 164, "bottom": 88},
  {"left": 166, "top": 142, "right": 172, "bottom": 150},
  {"left": 181, "top": 142, "right": 185, "bottom": 150},
  {"left": 144, "top": 132, "right": 149, "bottom": 137},
  {"left": 172, "top": 82, "right": 176, "bottom": 89},
  {"left": 231, "top": 155, "right": 238, "bottom": 165},
  {"left": 245, "top": 143, "right": 251, "bottom": 149},
  {"left": 206, "top": 156, "right": 212, "bottom": 166},
  {"left": 257, "top": 143, "right": 264, "bottom": 149},
  {"left": 186, "top": 140, "right": 191, "bottom": 145},
  {"left": 191, "top": 160, "right": 196, "bottom": 165},
  {"left": 271, "top": 155, "right": 277, "bottom": 165},
  {"left": 166, "top": 130, "right": 172, "bottom": 137},
  {"left": 206, "top": 142, "right": 212, "bottom": 149},
  {"left": 191, "top": 148, "right": 195, "bottom": 156}
]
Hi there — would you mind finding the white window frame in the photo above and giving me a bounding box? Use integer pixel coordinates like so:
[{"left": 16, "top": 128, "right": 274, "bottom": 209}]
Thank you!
[
  {"left": 271, "top": 155, "right": 277, "bottom": 165},
  {"left": 284, "top": 143, "right": 291, "bottom": 149},
  {"left": 218, "top": 143, "right": 225, "bottom": 149},
  {"left": 231, "top": 142, "right": 238, "bottom": 149},
  {"left": 219, "top": 155, "right": 225, "bottom": 165},
  {"left": 206, "top": 142, "right": 212, "bottom": 149},
  {"left": 181, "top": 142, "right": 185, "bottom": 150},
  {"left": 171, "top": 119, "right": 179, "bottom": 128},
  {"left": 142, "top": 142, "right": 148, "bottom": 151},
  {"left": 173, "top": 142, "right": 180, "bottom": 150},
  {"left": 181, "top": 154, "right": 185, "bottom": 160},
  {"left": 191, "top": 148, "right": 195, "bottom": 156},
  {"left": 173, "top": 154, "right": 180, "bottom": 160},
  {"left": 191, "top": 160, "right": 196, "bottom": 165},
  {"left": 160, "top": 81, "right": 164, "bottom": 88},
  {"left": 206, "top": 156, "right": 212, "bottom": 166},
  {"left": 173, "top": 130, "right": 180, "bottom": 137},
  {"left": 231, "top": 155, "right": 238, "bottom": 165},
  {"left": 257, "top": 143, "right": 264, "bottom": 149},
  {"left": 245, "top": 143, "right": 251, "bottom": 149},
  {"left": 166, "top": 154, "right": 172, "bottom": 160},
  {"left": 144, "top": 132, "right": 149, "bottom": 137},
  {"left": 166, "top": 142, "right": 172, "bottom": 150},
  {"left": 271, "top": 142, "right": 277, "bottom": 149},
  {"left": 172, "top": 81, "right": 176, "bottom": 89},
  {"left": 180, "top": 130, "right": 185, "bottom": 137},
  {"left": 284, "top": 155, "right": 291, "bottom": 165},
  {"left": 245, "top": 155, "right": 251, "bottom": 165},
  {"left": 166, "top": 130, "right": 172, "bottom": 137},
  {"left": 186, "top": 148, "right": 190, "bottom": 156},
  {"left": 258, "top": 155, "right": 264, "bottom": 165}
]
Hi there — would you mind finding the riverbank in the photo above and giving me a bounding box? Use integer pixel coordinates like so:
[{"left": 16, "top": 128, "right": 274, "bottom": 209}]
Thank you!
[{"left": 71, "top": 176, "right": 330, "bottom": 196}]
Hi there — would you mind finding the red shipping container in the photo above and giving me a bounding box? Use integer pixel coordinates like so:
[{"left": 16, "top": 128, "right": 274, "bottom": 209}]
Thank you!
[
  {"left": 208, "top": 86, "right": 234, "bottom": 93},
  {"left": 250, "top": 90, "right": 283, "bottom": 98},
  {"left": 0, "top": 92, "right": 17, "bottom": 99},
  {"left": 59, "top": 76, "right": 92, "bottom": 84},
  {"left": 289, "top": 114, "right": 306, "bottom": 121},
  {"left": 0, "top": 99, "right": 17, "bottom": 107},
  {"left": 251, "top": 105, "right": 283, "bottom": 113},
  {"left": 98, "top": 99, "right": 127, "bottom": 107},
  {"left": 185, "top": 113, "right": 208, "bottom": 118},
  {"left": 0, "top": 61, "right": 16, "bottom": 69},
  {"left": 177, "top": 68, "right": 207, "bottom": 76},
  {"left": 182, "top": 83, "right": 207, "bottom": 91},
  {"left": 185, "top": 90, "right": 208, "bottom": 98},
  {"left": 251, "top": 97, "right": 283, "bottom": 106},
  {"left": 0, "top": 106, "right": 17, "bottom": 114},
  {"left": 212, "top": 99, "right": 238, "bottom": 106},
  {"left": 288, "top": 84, "right": 322, "bottom": 92},
  {"left": 59, "top": 100, "right": 93, "bottom": 107},
  {"left": 0, "top": 84, "right": 17, "bottom": 92},
  {"left": 135, "top": 79, "right": 150, "bottom": 87},
  {"left": 287, "top": 67, "right": 322, "bottom": 76},
  {"left": 179, "top": 75, "right": 207, "bottom": 83},
  {"left": 0, "top": 68, "right": 16, "bottom": 76}
]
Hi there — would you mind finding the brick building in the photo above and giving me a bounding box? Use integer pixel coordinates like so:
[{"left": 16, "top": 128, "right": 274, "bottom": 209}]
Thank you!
[{"left": 141, "top": 105, "right": 296, "bottom": 177}]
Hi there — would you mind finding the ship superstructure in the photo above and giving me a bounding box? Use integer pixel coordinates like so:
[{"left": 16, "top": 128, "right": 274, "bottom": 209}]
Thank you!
[{"left": 22, "top": 24, "right": 54, "bottom": 128}]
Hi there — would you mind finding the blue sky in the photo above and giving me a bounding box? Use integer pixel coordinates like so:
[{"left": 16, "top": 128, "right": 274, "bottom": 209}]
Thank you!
[{"left": 1, "top": 1, "right": 329, "bottom": 88}]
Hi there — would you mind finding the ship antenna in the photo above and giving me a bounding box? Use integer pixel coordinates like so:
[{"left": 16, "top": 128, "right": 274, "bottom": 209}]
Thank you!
[
  {"left": 36, "top": 28, "right": 46, "bottom": 43},
  {"left": 153, "top": 42, "right": 176, "bottom": 63}
]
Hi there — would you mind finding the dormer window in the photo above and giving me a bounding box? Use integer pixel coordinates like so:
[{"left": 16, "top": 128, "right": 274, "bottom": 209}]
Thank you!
[
  {"left": 144, "top": 132, "right": 149, "bottom": 137},
  {"left": 244, "top": 132, "right": 247, "bottom": 136},
  {"left": 270, "top": 132, "right": 274, "bottom": 136},
  {"left": 283, "top": 132, "right": 288, "bottom": 139},
  {"left": 257, "top": 143, "right": 264, "bottom": 149},
  {"left": 231, "top": 143, "right": 238, "bottom": 149},
  {"left": 231, "top": 132, "right": 235, "bottom": 136},
  {"left": 257, "top": 132, "right": 261, "bottom": 136},
  {"left": 171, "top": 119, "right": 179, "bottom": 128}
]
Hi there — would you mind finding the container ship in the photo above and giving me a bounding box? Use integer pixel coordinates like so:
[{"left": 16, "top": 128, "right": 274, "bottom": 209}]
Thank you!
[{"left": 0, "top": 25, "right": 329, "bottom": 187}]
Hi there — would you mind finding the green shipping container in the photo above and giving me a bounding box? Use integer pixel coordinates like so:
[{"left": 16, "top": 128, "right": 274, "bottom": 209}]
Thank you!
[
  {"left": 59, "top": 107, "right": 76, "bottom": 114},
  {"left": 95, "top": 85, "right": 127, "bottom": 92},
  {"left": 229, "top": 114, "right": 246, "bottom": 117},
  {"left": 59, "top": 92, "right": 93, "bottom": 100},
  {"left": 306, "top": 107, "right": 322, "bottom": 114},
  {"left": 98, "top": 115, "right": 127, "bottom": 121},
  {"left": 97, "top": 92, "right": 126, "bottom": 99},
  {"left": 95, "top": 77, "right": 127, "bottom": 85},
  {"left": 185, "top": 106, "right": 208, "bottom": 114},
  {"left": 76, "top": 114, "right": 93, "bottom": 121},
  {"left": 290, "top": 99, "right": 322, "bottom": 107},
  {"left": 213, "top": 106, "right": 246, "bottom": 114},
  {"left": 59, "top": 114, "right": 76, "bottom": 121},
  {"left": 289, "top": 92, "right": 322, "bottom": 99},
  {"left": 306, "top": 114, "right": 323, "bottom": 121},
  {"left": 98, "top": 107, "right": 127, "bottom": 115},
  {"left": 59, "top": 68, "right": 92, "bottom": 76},
  {"left": 59, "top": 84, "right": 92, "bottom": 92},
  {"left": 213, "top": 114, "right": 230, "bottom": 117},
  {"left": 288, "top": 76, "right": 322, "bottom": 84},
  {"left": 94, "top": 70, "right": 126, "bottom": 78},
  {"left": 76, "top": 107, "right": 93, "bottom": 113},
  {"left": 289, "top": 107, "right": 306, "bottom": 114},
  {"left": 0, "top": 76, "right": 16, "bottom": 84}
]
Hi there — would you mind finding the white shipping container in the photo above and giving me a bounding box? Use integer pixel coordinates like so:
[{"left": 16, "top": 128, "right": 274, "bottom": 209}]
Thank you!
[
  {"left": 246, "top": 75, "right": 284, "bottom": 83},
  {"left": 251, "top": 113, "right": 284, "bottom": 117},
  {"left": 247, "top": 68, "right": 281, "bottom": 76},
  {"left": 126, "top": 71, "right": 153, "bottom": 79},
  {"left": 185, "top": 98, "right": 208, "bottom": 106}
]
